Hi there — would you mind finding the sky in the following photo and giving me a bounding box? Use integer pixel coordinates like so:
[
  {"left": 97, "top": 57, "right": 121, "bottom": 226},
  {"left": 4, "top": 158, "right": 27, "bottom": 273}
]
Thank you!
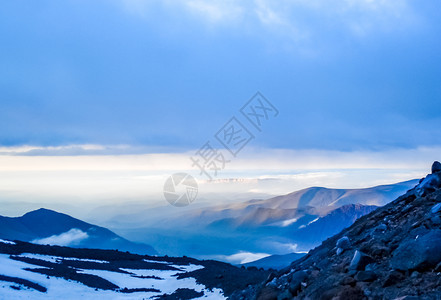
[{"left": 0, "top": 0, "right": 440, "bottom": 215}]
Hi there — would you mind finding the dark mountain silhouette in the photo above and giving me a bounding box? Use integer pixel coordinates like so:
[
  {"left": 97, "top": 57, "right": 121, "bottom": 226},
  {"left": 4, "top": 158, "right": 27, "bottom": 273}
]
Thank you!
[
  {"left": 0, "top": 208, "right": 156, "bottom": 255},
  {"left": 244, "top": 253, "right": 306, "bottom": 270}
]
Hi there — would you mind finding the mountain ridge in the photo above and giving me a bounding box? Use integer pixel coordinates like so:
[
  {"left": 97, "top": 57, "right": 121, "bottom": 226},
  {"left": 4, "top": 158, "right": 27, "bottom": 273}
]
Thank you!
[{"left": 0, "top": 208, "right": 157, "bottom": 255}]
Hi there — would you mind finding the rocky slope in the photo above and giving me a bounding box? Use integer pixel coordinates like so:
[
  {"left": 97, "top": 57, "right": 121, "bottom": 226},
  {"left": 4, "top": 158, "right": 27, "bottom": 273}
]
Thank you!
[{"left": 233, "top": 162, "right": 441, "bottom": 300}]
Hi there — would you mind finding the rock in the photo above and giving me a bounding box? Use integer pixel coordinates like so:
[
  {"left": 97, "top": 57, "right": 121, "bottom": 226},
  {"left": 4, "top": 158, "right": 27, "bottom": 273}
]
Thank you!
[
  {"left": 349, "top": 250, "right": 374, "bottom": 271},
  {"left": 374, "top": 223, "right": 387, "bottom": 232},
  {"left": 288, "top": 271, "right": 307, "bottom": 296},
  {"left": 341, "top": 276, "right": 356, "bottom": 287},
  {"left": 334, "top": 285, "right": 365, "bottom": 299},
  {"left": 431, "top": 203, "right": 441, "bottom": 214},
  {"left": 416, "top": 174, "right": 441, "bottom": 196},
  {"left": 435, "top": 261, "right": 441, "bottom": 272},
  {"left": 266, "top": 272, "right": 277, "bottom": 283},
  {"left": 383, "top": 270, "right": 404, "bottom": 287},
  {"left": 336, "top": 248, "right": 343, "bottom": 255},
  {"left": 391, "top": 230, "right": 441, "bottom": 271},
  {"left": 266, "top": 277, "right": 277, "bottom": 288},
  {"left": 431, "top": 215, "right": 441, "bottom": 226},
  {"left": 316, "top": 258, "right": 329, "bottom": 271},
  {"left": 355, "top": 270, "right": 377, "bottom": 282},
  {"left": 365, "top": 263, "right": 377, "bottom": 271},
  {"left": 277, "top": 290, "right": 292, "bottom": 300},
  {"left": 432, "top": 161, "right": 441, "bottom": 174},
  {"left": 370, "top": 245, "right": 389, "bottom": 257},
  {"left": 336, "top": 236, "right": 351, "bottom": 250},
  {"left": 258, "top": 286, "right": 280, "bottom": 300},
  {"left": 410, "top": 226, "right": 429, "bottom": 239},
  {"left": 410, "top": 271, "right": 420, "bottom": 278}
]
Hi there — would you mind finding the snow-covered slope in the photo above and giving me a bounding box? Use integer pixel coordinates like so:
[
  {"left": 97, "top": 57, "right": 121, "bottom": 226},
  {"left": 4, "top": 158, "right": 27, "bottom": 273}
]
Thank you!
[{"left": 0, "top": 240, "right": 268, "bottom": 299}]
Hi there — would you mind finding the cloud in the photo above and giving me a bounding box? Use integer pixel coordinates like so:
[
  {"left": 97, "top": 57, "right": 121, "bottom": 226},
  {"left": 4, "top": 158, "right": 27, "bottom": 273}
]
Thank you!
[
  {"left": 182, "top": 0, "right": 243, "bottom": 23},
  {"left": 0, "top": 144, "right": 107, "bottom": 156},
  {"left": 0, "top": 144, "right": 440, "bottom": 171},
  {"left": 32, "top": 229, "right": 89, "bottom": 247},
  {"left": 213, "top": 251, "right": 270, "bottom": 264},
  {"left": 119, "top": 0, "right": 417, "bottom": 39}
]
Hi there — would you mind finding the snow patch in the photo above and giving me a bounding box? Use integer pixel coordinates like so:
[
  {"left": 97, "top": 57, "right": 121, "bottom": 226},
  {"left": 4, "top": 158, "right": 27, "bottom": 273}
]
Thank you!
[
  {"left": 0, "top": 239, "right": 15, "bottom": 245},
  {"left": 298, "top": 217, "right": 320, "bottom": 229},
  {"left": 281, "top": 218, "right": 298, "bottom": 227},
  {"left": 17, "top": 253, "right": 109, "bottom": 264}
]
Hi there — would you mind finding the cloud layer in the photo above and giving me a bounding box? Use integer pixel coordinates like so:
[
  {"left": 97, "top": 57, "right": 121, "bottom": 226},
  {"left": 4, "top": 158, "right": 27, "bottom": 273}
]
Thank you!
[{"left": 32, "top": 229, "right": 89, "bottom": 247}]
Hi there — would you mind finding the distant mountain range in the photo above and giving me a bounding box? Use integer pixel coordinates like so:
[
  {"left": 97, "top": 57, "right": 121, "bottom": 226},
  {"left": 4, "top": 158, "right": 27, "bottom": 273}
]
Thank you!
[
  {"left": 0, "top": 180, "right": 419, "bottom": 268},
  {"left": 0, "top": 208, "right": 156, "bottom": 255},
  {"left": 255, "top": 179, "right": 420, "bottom": 209},
  {"left": 107, "top": 179, "right": 419, "bottom": 262}
]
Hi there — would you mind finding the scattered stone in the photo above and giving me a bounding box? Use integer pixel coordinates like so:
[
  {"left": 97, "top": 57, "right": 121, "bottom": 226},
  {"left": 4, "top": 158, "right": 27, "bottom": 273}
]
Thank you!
[
  {"left": 383, "top": 270, "right": 404, "bottom": 287},
  {"left": 336, "top": 236, "right": 351, "bottom": 253},
  {"left": 266, "top": 272, "right": 276, "bottom": 284},
  {"left": 432, "top": 161, "right": 441, "bottom": 174},
  {"left": 258, "top": 286, "right": 279, "bottom": 300},
  {"left": 266, "top": 278, "right": 277, "bottom": 288},
  {"left": 435, "top": 261, "right": 441, "bottom": 272},
  {"left": 431, "top": 203, "right": 441, "bottom": 214},
  {"left": 410, "top": 271, "right": 419, "bottom": 278},
  {"left": 334, "top": 285, "right": 365, "bottom": 299},
  {"left": 355, "top": 270, "right": 377, "bottom": 282},
  {"left": 410, "top": 226, "right": 429, "bottom": 239},
  {"left": 370, "top": 245, "right": 389, "bottom": 257},
  {"left": 341, "top": 277, "right": 356, "bottom": 287},
  {"left": 364, "top": 263, "right": 377, "bottom": 271},
  {"left": 391, "top": 230, "right": 441, "bottom": 271},
  {"left": 277, "top": 290, "right": 292, "bottom": 300},
  {"left": 349, "top": 250, "right": 374, "bottom": 271},
  {"left": 374, "top": 223, "right": 387, "bottom": 232},
  {"left": 288, "top": 271, "right": 307, "bottom": 296},
  {"left": 431, "top": 215, "right": 441, "bottom": 226},
  {"left": 316, "top": 258, "right": 329, "bottom": 271}
]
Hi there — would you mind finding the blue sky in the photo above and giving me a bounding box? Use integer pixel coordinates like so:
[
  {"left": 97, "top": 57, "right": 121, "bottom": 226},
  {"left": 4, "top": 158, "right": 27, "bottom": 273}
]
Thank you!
[
  {"left": 1, "top": 0, "right": 440, "bottom": 152},
  {"left": 0, "top": 1, "right": 440, "bottom": 217}
]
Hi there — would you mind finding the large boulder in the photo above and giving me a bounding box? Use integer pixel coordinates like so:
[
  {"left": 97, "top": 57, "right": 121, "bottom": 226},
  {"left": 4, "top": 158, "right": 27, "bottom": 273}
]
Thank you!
[
  {"left": 288, "top": 270, "right": 308, "bottom": 295},
  {"left": 416, "top": 174, "right": 441, "bottom": 196},
  {"left": 336, "top": 236, "right": 351, "bottom": 255},
  {"left": 349, "top": 250, "right": 373, "bottom": 271},
  {"left": 432, "top": 161, "right": 441, "bottom": 174},
  {"left": 391, "top": 230, "right": 441, "bottom": 271}
]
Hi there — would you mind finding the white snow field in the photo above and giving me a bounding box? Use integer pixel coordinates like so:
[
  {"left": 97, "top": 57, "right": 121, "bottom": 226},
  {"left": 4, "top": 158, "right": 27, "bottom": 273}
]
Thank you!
[{"left": 0, "top": 254, "right": 225, "bottom": 299}]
